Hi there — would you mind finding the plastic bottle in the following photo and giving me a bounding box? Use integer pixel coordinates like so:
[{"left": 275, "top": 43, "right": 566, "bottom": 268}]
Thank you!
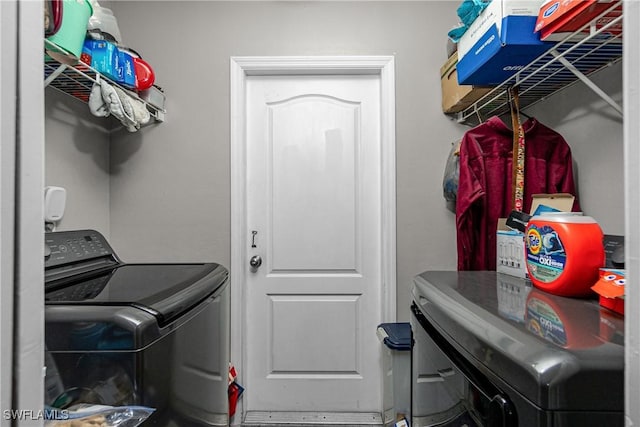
[{"left": 525, "top": 212, "right": 604, "bottom": 297}]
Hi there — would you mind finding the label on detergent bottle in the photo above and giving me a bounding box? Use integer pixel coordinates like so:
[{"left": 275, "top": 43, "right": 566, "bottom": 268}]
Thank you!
[{"left": 526, "top": 224, "right": 566, "bottom": 283}]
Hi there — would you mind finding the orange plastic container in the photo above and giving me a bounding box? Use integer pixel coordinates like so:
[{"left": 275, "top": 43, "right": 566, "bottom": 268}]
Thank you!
[{"left": 525, "top": 213, "right": 605, "bottom": 297}]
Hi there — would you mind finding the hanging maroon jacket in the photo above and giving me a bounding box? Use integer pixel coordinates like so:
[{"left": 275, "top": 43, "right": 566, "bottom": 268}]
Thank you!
[{"left": 456, "top": 116, "right": 580, "bottom": 271}]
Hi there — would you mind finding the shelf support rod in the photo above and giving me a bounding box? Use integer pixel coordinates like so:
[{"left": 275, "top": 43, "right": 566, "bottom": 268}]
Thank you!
[
  {"left": 153, "top": 110, "right": 165, "bottom": 123},
  {"left": 44, "top": 64, "right": 67, "bottom": 88},
  {"left": 550, "top": 49, "right": 623, "bottom": 115}
]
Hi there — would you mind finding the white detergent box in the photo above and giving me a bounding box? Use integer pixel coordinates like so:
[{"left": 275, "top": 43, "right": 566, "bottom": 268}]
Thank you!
[
  {"left": 496, "top": 193, "right": 575, "bottom": 278},
  {"left": 497, "top": 218, "right": 528, "bottom": 279}
]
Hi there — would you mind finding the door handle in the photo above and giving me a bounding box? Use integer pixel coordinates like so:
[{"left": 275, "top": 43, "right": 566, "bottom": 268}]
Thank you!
[{"left": 249, "top": 255, "right": 263, "bottom": 269}]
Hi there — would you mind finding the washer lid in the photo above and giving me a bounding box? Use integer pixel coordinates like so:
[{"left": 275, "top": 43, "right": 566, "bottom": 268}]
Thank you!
[
  {"left": 46, "top": 263, "right": 228, "bottom": 327},
  {"left": 411, "top": 271, "right": 624, "bottom": 412}
]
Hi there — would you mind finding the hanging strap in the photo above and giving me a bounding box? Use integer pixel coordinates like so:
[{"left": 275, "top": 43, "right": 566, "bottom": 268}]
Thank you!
[{"left": 510, "top": 87, "right": 525, "bottom": 212}]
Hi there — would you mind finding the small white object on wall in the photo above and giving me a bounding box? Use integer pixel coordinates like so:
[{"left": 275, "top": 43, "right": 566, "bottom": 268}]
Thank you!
[{"left": 44, "top": 186, "right": 66, "bottom": 223}]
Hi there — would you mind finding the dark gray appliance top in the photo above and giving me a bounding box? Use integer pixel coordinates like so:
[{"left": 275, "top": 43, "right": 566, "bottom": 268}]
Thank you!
[
  {"left": 412, "top": 271, "right": 624, "bottom": 412},
  {"left": 44, "top": 230, "right": 229, "bottom": 351},
  {"left": 46, "top": 263, "right": 228, "bottom": 324}
]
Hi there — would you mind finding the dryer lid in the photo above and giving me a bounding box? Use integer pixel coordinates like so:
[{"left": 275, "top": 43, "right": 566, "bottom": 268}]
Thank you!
[
  {"left": 45, "top": 229, "right": 229, "bottom": 327},
  {"left": 46, "top": 263, "right": 228, "bottom": 327},
  {"left": 411, "top": 271, "right": 624, "bottom": 412}
]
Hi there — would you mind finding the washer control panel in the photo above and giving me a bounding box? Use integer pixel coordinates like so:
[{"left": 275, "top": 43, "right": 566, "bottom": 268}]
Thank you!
[{"left": 45, "top": 229, "right": 114, "bottom": 268}]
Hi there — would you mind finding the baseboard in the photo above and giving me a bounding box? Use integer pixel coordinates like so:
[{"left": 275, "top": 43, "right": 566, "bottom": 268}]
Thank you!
[{"left": 243, "top": 411, "right": 384, "bottom": 426}]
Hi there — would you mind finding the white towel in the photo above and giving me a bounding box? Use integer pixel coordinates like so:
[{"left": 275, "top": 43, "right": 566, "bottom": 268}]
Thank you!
[
  {"left": 87, "top": 79, "right": 151, "bottom": 132},
  {"left": 88, "top": 82, "right": 110, "bottom": 118}
]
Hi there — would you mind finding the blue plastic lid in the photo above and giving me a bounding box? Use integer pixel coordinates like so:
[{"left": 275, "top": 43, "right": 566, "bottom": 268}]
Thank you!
[{"left": 377, "top": 322, "right": 412, "bottom": 351}]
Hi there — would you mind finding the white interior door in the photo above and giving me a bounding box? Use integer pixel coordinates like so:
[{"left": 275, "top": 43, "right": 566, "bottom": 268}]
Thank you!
[{"left": 233, "top": 58, "right": 395, "bottom": 424}]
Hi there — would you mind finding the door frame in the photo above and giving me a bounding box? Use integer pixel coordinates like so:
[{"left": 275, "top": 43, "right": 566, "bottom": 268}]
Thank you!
[{"left": 230, "top": 56, "right": 396, "bottom": 423}]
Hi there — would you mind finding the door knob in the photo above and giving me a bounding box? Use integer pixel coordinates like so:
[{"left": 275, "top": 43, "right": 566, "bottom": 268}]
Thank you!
[{"left": 249, "top": 255, "right": 263, "bottom": 269}]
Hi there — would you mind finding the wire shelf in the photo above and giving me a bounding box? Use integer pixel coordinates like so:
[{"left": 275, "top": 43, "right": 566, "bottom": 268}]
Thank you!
[
  {"left": 453, "top": 0, "right": 622, "bottom": 126},
  {"left": 44, "top": 39, "right": 165, "bottom": 122}
]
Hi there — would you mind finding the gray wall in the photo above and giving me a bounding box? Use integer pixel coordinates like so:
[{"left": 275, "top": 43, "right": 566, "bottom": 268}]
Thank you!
[
  {"left": 44, "top": 1, "right": 624, "bottom": 321},
  {"left": 527, "top": 63, "right": 624, "bottom": 235},
  {"left": 45, "top": 90, "right": 111, "bottom": 236},
  {"left": 108, "top": 0, "right": 464, "bottom": 320}
]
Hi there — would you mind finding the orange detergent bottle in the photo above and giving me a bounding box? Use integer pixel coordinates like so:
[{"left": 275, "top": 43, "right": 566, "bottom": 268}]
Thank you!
[{"left": 525, "top": 212, "right": 605, "bottom": 297}]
